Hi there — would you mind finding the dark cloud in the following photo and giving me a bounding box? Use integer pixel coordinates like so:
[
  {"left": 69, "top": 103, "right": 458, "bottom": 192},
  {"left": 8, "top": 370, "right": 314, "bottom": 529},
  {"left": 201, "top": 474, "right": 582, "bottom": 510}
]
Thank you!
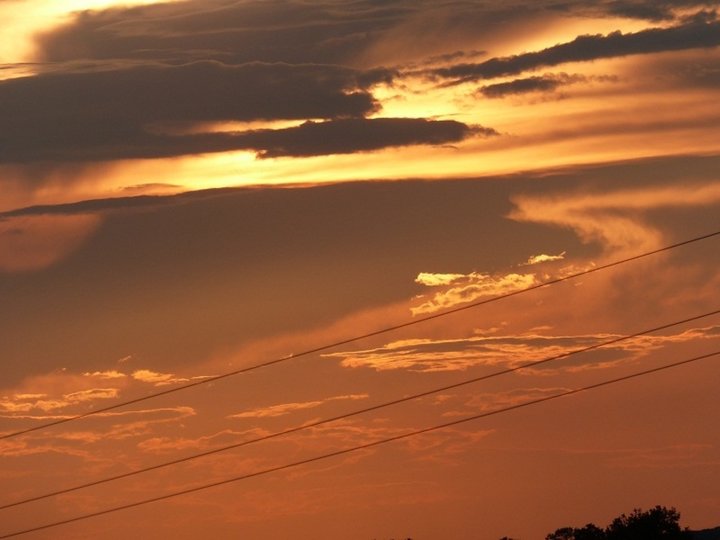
[
  {"left": 32, "top": 0, "right": 581, "bottom": 68},
  {"left": 0, "top": 61, "right": 425, "bottom": 163},
  {"left": 231, "top": 118, "right": 492, "bottom": 159},
  {"left": 3, "top": 1, "right": 716, "bottom": 166},
  {"left": 430, "top": 17, "right": 720, "bottom": 83},
  {"left": 34, "top": 0, "right": 417, "bottom": 66},
  {"left": 478, "top": 73, "right": 587, "bottom": 98},
  {"left": 606, "top": 1, "right": 675, "bottom": 21},
  {"left": 2, "top": 1, "right": 528, "bottom": 166},
  {"left": 0, "top": 102, "right": 480, "bottom": 162},
  {"left": 0, "top": 59, "right": 380, "bottom": 123},
  {"left": 23, "top": 0, "right": 720, "bottom": 71},
  {"left": 606, "top": 1, "right": 718, "bottom": 21},
  {"left": 0, "top": 187, "right": 245, "bottom": 218},
  {"left": 423, "top": 50, "right": 487, "bottom": 66}
]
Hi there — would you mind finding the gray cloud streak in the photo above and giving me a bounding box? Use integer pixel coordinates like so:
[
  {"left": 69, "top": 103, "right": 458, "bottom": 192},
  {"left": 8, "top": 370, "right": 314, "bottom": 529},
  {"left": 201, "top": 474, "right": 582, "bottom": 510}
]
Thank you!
[
  {"left": 478, "top": 73, "right": 588, "bottom": 98},
  {"left": 431, "top": 17, "right": 720, "bottom": 82}
]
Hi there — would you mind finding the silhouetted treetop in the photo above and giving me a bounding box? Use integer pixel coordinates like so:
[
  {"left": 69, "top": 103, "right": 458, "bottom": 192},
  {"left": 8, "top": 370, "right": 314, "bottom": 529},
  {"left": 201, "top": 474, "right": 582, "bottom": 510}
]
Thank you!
[{"left": 544, "top": 506, "right": 692, "bottom": 540}]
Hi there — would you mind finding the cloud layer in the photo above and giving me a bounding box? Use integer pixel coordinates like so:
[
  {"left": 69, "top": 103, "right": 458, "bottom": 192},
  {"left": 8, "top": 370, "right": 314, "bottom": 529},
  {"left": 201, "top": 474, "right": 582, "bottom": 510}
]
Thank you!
[{"left": 431, "top": 16, "right": 720, "bottom": 83}]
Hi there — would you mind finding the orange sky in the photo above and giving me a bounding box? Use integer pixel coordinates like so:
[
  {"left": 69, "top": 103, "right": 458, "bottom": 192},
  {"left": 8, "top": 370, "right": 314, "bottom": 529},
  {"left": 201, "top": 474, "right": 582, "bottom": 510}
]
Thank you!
[{"left": 1, "top": 1, "right": 719, "bottom": 539}]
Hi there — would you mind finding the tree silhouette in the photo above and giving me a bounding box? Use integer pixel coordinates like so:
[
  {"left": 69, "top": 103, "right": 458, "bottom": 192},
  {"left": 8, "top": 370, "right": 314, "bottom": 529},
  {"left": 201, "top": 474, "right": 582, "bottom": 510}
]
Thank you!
[
  {"left": 544, "top": 506, "right": 692, "bottom": 540},
  {"left": 606, "top": 506, "right": 689, "bottom": 539},
  {"left": 546, "top": 523, "right": 605, "bottom": 540}
]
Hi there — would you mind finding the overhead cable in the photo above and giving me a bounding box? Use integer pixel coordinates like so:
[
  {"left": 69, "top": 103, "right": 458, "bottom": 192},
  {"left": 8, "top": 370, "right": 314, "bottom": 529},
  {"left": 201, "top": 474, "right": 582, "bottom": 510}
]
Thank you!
[
  {"left": 1, "top": 349, "right": 716, "bottom": 539},
  {"left": 2, "top": 230, "right": 717, "bottom": 441},
  {"left": 1, "top": 308, "right": 717, "bottom": 511}
]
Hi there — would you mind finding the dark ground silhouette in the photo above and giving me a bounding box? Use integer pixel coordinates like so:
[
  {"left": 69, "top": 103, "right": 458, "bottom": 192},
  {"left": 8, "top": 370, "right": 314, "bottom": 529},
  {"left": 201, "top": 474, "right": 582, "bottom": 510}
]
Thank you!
[{"left": 500, "top": 506, "right": 720, "bottom": 540}]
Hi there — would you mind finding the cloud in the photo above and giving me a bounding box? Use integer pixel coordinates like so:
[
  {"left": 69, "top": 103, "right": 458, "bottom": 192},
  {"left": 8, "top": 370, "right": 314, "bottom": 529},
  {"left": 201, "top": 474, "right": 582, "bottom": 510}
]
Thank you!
[
  {"left": 241, "top": 118, "right": 489, "bottom": 159},
  {"left": 3, "top": 1, "right": 715, "bottom": 171},
  {"left": 78, "top": 406, "right": 197, "bottom": 442},
  {"left": 293, "top": 418, "right": 409, "bottom": 450},
  {"left": 0, "top": 406, "right": 197, "bottom": 450},
  {"left": 0, "top": 176, "right": 531, "bottom": 385},
  {"left": 63, "top": 387, "right": 119, "bottom": 403},
  {"left": 0, "top": 439, "right": 100, "bottom": 460},
  {"left": 3, "top": 406, "right": 199, "bottom": 445},
  {"left": 605, "top": 1, "right": 676, "bottom": 21},
  {"left": 136, "top": 429, "right": 250, "bottom": 454},
  {"left": 31, "top": 0, "right": 716, "bottom": 75},
  {"left": 323, "top": 333, "right": 612, "bottom": 373},
  {"left": 131, "top": 370, "right": 177, "bottom": 385},
  {"left": 324, "top": 325, "right": 720, "bottom": 373},
  {"left": 0, "top": 184, "right": 245, "bottom": 218},
  {"left": 415, "top": 273, "right": 467, "bottom": 286},
  {"left": 444, "top": 387, "right": 574, "bottom": 416},
  {"left": 0, "top": 61, "right": 388, "bottom": 164},
  {"left": 83, "top": 370, "right": 127, "bottom": 379},
  {"left": 30, "top": 0, "right": 569, "bottom": 68},
  {"left": 478, "top": 73, "right": 588, "bottom": 98},
  {"left": 284, "top": 417, "right": 495, "bottom": 467},
  {"left": 0, "top": 387, "right": 118, "bottom": 413},
  {"left": 119, "top": 183, "right": 182, "bottom": 195},
  {"left": 0, "top": 163, "right": 715, "bottom": 387},
  {"left": 605, "top": 0, "right": 718, "bottom": 21},
  {"left": 509, "top": 181, "right": 720, "bottom": 255},
  {"left": 521, "top": 252, "right": 567, "bottom": 266},
  {"left": 131, "top": 369, "right": 213, "bottom": 386},
  {"left": 0, "top": 56, "right": 488, "bottom": 163},
  {"left": 430, "top": 17, "right": 720, "bottom": 83},
  {"left": 33, "top": 0, "right": 416, "bottom": 66},
  {"left": 35, "top": 0, "right": 702, "bottom": 79},
  {"left": 412, "top": 271, "right": 537, "bottom": 315},
  {"left": 229, "top": 394, "right": 369, "bottom": 419}
]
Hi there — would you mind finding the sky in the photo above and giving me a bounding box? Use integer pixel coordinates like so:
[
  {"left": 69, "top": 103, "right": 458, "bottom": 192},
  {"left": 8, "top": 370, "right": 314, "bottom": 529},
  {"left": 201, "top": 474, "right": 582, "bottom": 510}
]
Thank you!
[{"left": 0, "top": 1, "right": 719, "bottom": 538}]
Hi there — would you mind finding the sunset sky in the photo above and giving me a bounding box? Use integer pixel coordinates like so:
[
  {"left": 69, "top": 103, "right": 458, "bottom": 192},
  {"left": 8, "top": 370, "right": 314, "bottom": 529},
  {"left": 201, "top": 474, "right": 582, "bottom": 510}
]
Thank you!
[{"left": 1, "top": 1, "right": 720, "bottom": 538}]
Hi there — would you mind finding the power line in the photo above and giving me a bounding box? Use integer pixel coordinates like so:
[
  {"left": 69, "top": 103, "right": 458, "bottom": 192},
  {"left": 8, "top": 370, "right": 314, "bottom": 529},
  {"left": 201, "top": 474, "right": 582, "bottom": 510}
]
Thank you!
[
  {"left": 2, "top": 229, "right": 718, "bottom": 442},
  {"left": 1, "top": 349, "right": 716, "bottom": 539},
  {"left": 1, "top": 308, "right": 717, "bottom": 512}
]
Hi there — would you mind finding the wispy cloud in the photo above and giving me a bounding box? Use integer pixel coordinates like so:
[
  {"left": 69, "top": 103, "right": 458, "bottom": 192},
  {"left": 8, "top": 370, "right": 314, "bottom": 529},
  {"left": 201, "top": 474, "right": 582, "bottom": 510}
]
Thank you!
[
  {"left": 509, "top": 181, "right": 720, "bottom": 254},
  {"left": 83, "top": 370, "right": 126, "bottom": 379},
  {"left": 58, "top": 406, "right": 198, "bottom": 444},
  {"left": 325, "top": 334, "right": 606, "bottom": 372},
  {"left": 137, "top": 429, "right": 250, "bottom": 454},
  {"left": 229, "top": 394, "right": 369, "bottom": 420},
  {"left": 415, "top": 272, "right": 467, "bottom": 286},
  {"left": 131, "top": 369, "right": 213, "bottom": 386},
  {"left": 0, "top": 387, "right": 119, "bottom": 413},
  {"left": 520, "top": 251, "right": 567, "bottom": 266},
  {"left": 430, "top": 17, "right": 720, "bottom": 83},
  {"left": 443, "top": 387, "right": 574, "bottom": 417},
  {"left": 324, "top": 325, "right": 720, "bottom": 372},
  {"left": 478, "top": 73, "right": 590, "bottom": 98},
  {"left": 412, "top": 271, "right": 537, "bottom": 315}
]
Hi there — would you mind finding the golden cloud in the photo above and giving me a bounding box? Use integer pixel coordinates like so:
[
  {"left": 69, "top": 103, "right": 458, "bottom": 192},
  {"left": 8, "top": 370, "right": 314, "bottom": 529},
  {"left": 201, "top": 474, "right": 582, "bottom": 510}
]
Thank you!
[{"left": 229, "top": 394, "right": 369, "bottom": 420}]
